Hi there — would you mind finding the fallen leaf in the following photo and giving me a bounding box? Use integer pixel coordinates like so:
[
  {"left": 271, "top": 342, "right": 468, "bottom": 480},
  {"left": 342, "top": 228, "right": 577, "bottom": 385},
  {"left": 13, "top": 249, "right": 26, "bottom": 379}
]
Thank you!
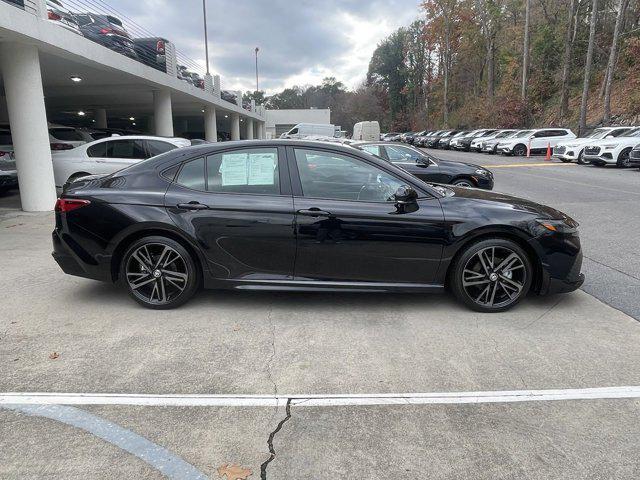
[
  {"left": 217, "top": 463, "right": 252, "bottom": 480},
  {"left": 233, "top": 326, "right": 241, "bottom": 332},
  {"left": 49, "top": 352, "right": 59, "bottom": 360}
]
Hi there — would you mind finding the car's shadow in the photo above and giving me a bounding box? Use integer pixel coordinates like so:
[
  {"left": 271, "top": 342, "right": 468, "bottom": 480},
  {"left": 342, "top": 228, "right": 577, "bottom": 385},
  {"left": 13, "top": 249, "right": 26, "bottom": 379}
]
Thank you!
[{"left": 74, "top": 280, "right": 572, "bottom": 315}]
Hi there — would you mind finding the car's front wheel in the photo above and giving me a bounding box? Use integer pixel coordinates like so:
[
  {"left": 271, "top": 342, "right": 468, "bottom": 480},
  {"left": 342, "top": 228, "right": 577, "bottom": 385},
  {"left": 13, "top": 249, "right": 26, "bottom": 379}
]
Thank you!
[
  {"left": 120, "top": 236, "right": 199, "bottom": 309},
  {"left": 576, "top": 150, "right": 589, "bottom": 165},
  {"left": 452, "top": 178, "right": 475, "bottom": 188},
  {"left": 617, "top": 148, "right": 632, "bottom": 168},
  {"left": 450, "top": 238, "right": 533, "bottom": 312}
]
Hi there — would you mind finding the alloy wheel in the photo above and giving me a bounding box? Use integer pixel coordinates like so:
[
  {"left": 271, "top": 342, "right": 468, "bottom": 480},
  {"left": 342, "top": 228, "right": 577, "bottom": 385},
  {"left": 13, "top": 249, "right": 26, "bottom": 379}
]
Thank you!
[
  {"left": 453, "top": 180, "right": 474, "bottom": 188},
  {"left": 462, "top": 246, "right": 527, "bottom": 309},
  {"left": 126, "top": 243, "right": 189, "bottom": 305}
]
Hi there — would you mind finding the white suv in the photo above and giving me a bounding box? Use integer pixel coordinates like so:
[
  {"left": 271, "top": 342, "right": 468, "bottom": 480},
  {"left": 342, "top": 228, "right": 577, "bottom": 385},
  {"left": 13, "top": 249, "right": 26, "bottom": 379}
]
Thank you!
[
  {"left": 497, "top": 128, "right": 576, "bottom": 156},
  {"left": 553, "top": 126, "right": 633, "bottom": 164},
  {"left": 582, "top": 127, "right": 640, "bottom": 167}
]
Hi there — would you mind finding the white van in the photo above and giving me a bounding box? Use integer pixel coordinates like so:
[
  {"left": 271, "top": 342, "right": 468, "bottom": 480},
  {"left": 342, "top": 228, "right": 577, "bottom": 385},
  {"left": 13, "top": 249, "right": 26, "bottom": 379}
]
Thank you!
[
  {"left": 280, "top": 123, "right": 337, "bottom": 139},
  {"left": 352, "top": 121, "right": 381, "bottom": 141}
]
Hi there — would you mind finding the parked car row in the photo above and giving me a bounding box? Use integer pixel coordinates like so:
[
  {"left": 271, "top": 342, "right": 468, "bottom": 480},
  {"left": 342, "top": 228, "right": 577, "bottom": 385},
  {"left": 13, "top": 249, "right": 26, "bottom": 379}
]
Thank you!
[{"left": 383, "top": 125, "right": 640, "bottom": 169}]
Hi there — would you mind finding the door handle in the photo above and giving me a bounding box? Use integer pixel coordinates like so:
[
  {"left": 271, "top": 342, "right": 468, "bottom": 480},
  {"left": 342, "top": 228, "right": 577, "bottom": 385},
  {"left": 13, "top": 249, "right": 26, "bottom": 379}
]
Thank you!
[
  {"left": 297, "top": 208, "right": 332, "bottom": 217},
  {"left": 177, "top": 201, "right": 209, "bottom": 210}
]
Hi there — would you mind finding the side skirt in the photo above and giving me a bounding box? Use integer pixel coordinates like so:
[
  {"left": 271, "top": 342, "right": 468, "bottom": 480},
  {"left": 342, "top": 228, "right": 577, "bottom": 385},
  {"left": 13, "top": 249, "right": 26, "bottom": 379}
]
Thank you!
[{"left": 217, "top": 279, "right": 445, "bottom": 293}]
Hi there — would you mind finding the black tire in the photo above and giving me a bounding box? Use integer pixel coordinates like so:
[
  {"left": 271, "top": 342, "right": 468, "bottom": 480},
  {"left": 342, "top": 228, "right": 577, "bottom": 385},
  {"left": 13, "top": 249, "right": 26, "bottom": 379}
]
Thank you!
[
  {"left": 120, "top": 236, "right": 200, "bottom": 309},
  {"left": 512, "top": 144, "right": 527, "bottom": 157},
  {"left": 449, "top": 238, "right": 533, "bottom": 313},
  {"left": 452, "top": 178, "right": 475, "bottom": 188},
  {"left": 576, "top": 150, "right": 588, "bottom": 165},
  {"left": 617, "top": 148, "right": 632, "bottom": 168}
]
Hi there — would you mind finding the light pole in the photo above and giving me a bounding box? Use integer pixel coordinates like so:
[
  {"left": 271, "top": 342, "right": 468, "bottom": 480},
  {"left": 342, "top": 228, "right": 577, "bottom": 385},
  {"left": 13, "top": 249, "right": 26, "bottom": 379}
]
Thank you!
[
  {"left": 202, "top": 0, "right": 210, "bottom": 75},
  {"left": 255, "top": 47, "right": 259, "bottom": 93}
]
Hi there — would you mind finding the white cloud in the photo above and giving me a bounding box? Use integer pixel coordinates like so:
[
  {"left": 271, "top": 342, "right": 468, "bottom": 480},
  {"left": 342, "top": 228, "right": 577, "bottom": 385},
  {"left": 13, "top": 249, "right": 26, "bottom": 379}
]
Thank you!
[{"left": 109, "top": 0, "right": 420, "bottom": 93}]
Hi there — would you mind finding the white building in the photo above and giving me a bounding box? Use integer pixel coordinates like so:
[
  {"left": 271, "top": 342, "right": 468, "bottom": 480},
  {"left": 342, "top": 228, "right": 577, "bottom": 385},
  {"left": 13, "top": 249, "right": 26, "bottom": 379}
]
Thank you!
[{"left": 265, "top": 108, "right": 331, "bottom": 139}]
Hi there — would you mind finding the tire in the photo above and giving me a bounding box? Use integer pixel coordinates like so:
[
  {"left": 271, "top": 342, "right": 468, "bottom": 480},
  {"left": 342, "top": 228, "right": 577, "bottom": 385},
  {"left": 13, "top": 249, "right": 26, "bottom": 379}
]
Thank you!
[
  {"left": 512, "top": 144, "right": 527, "bottom": 157},
  {"left": 449, "top": 238, "right": 533, "bottom": 313},
  {"left": 120, "top": 236, "right": 200, "bottom": 309},
  {"left": 616, "top": 148, "right": 632, "bottom": 168},
  {"left": 576, "top": 150, "right": 588, "bottom": 165},
  {"left": 452, "top": 178, "right": 475, "bottom": 188}
]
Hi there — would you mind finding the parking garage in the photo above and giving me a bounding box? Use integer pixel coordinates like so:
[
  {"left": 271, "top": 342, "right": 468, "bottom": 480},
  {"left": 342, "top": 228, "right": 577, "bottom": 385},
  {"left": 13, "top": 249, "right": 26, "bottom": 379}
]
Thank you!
[{"left": 0, "top": 0, "right": 266, "bottom": 212}]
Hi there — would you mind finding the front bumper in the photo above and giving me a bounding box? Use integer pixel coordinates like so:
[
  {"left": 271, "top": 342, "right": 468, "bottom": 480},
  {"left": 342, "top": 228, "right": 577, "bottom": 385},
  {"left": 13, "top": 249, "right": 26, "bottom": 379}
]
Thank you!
[
  {"left": 552, "top": 147, "right": 579, "bottom": 161},
  {"left": 584, "top": 154, "right": 615, "bottom": 166},
  {"left": 530, "top": 233, "right": 584, "bottom": 295}
]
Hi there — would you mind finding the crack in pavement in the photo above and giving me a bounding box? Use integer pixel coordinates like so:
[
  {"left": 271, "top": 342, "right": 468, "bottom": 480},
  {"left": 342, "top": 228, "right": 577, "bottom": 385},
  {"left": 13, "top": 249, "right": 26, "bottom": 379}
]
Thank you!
[
  {"left": 260, "top": 398, "right": 292, "bottom": 480},
  {"left": 583, "top": 255, "right": 640, "bottom": 282}
]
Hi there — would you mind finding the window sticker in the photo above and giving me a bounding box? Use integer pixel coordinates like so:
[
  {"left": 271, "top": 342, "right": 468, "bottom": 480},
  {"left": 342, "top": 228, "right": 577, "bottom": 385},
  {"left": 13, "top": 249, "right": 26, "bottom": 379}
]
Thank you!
[
  {"left": 220, "top": 153, "right": 248, "bottom": 186},
  {"left": 248, "top": 153, "right": 276, "bottom": 185}
]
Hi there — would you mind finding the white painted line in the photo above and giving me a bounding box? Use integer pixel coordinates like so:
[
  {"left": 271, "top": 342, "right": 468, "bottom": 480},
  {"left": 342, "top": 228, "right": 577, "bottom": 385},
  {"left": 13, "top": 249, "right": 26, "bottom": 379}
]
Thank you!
[{"left": 1, "top": 386, "right": 640, "bottom": 408}]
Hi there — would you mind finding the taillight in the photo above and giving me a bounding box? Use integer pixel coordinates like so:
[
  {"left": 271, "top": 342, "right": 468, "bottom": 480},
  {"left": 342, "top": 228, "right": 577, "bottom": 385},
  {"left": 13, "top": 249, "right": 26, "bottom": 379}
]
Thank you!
[
  {"left": 55, "top": 198, "right": 90, "bottom": 213},
  {"left": 156, "top": 40, "right": 165, "bottom": 54},
  {"left": 48, "top": 11, "right": 62, "bottom": 21},
  {"left": 50, "top": 143, "right": 74, "bottom": 151},
  {"left": 100, "top": 27, "right": 114, "bottom": 34}
]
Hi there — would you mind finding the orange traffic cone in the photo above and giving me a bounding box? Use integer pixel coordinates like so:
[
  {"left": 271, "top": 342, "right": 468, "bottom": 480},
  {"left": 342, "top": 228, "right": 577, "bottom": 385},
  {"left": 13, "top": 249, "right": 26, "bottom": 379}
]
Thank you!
[{"left": 545, "top": 143, "right": 552, "bottom": 161}]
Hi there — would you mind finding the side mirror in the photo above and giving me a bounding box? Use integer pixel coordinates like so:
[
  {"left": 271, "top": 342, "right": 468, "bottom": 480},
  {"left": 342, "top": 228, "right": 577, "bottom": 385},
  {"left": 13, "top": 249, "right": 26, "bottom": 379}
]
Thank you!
[{"left": 394, "top": 185, "right": 418, "bottom": 205}]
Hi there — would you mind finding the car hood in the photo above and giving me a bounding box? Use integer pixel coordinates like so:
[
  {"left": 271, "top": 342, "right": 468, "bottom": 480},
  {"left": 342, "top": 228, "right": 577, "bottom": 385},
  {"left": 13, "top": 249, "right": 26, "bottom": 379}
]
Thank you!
[
  {"left": 592, "top": 137, "right": 640, "bottom": 147},
  {"left": 442, "top": 185, "right": 572, "bottom": 220},
  {"left": 434, "top": 158, "right": 481, "bottom": 172}
]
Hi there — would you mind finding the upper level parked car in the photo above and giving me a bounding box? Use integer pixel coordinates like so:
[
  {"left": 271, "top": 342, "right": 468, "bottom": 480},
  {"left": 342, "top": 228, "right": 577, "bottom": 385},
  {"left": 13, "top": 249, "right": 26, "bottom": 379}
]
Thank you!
[
  {"left": 497, "top": 128, "right": 576, "bottom": 156},
  {"left": 52, "top": 135, "right": 191, "bottom": 190},
  {"left": 355, "top": 142, "right": 494, "bottom": 189},
  {"left": 553, "top": 126, "right": 633, "bottom": 164},
  {"left": 46, "top": 0, "right": 82, "bottom": 35},
  {"left": 74, "top": 14, "right": 138, "bottom": 59},
  {"left": 133, "top": 37, "right": 168, "bottom": 72},
  {"left": 53, "top": 139, "right": 583, "bottom": 312},
  {"left": 582, "top": 127, "right": 640, "bottom": 167},
  {"left": 471, "top": 130, "right": 517, "bottom": 152}
]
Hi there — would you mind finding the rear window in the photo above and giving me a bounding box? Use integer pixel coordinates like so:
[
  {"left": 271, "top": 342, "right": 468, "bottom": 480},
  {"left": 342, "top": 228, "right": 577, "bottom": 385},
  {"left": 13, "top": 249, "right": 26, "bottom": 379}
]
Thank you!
[
  {"left": 50, "top": 128, "right": 84, "bottom": 141},
  {"left": 107, "top": 16, "right": 123, "bottom": 26}
]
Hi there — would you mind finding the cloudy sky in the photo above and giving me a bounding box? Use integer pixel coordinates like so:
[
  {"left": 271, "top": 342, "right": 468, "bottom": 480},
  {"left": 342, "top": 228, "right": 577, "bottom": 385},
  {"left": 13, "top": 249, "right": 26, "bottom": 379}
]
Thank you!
[{"left": 109, "top": 0, "right": 421, "bottom": 94}]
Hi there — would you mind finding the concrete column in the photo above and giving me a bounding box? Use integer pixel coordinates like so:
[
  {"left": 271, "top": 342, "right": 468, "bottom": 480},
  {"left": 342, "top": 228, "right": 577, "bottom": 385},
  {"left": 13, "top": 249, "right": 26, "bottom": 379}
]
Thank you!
[
  {"left": 0, "top": 43, "right": 56, "bottom": 212},
  {"left": 231, "top": 113, "right": 240, "bottom": 141},
  {"left": 153, "top": 89, "right": 173, "bottom": 137},
  {"left": 95, "top": 108, "right": 107, "bottom": 129},
  {"left": 213, "top": 75, "right": 221, "bottom": 98},
  {"left": 204, "top": 105, "right": 217, "bottom": 142},
  {"left": 246, "top": 118, "right": 254, "bottom": 140},
  {"left": 204, "top": 73, "right": 214, "bottom": 95}
]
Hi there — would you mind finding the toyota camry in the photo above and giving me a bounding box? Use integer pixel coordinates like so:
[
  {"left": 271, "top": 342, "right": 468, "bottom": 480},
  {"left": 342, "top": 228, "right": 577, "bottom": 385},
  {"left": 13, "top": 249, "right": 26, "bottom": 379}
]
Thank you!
[{"left": 52, "top": 140, "right": 584, "bottom": 312}]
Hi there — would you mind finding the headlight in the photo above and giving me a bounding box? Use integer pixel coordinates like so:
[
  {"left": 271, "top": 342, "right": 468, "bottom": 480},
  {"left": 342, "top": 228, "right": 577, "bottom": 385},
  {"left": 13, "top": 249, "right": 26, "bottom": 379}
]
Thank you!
[
  {"left": 532, "top": 218, "right": 579, "bottom": 235},
  {"left": 474, "top": 168, "right": 490, "bottom": 176}
]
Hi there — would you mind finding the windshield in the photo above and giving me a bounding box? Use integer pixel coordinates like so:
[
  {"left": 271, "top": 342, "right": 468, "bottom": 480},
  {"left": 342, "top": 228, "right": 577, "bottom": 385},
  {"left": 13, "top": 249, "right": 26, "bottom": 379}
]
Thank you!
[
  {"left": 620, "top": 128, "right": 640, "bottom": 137},
  {"left": 513, "top": 130, "right": 534, "bottom": 138},
  {"left": 495, "top": 131, "right": 516, "bottom": 138}
]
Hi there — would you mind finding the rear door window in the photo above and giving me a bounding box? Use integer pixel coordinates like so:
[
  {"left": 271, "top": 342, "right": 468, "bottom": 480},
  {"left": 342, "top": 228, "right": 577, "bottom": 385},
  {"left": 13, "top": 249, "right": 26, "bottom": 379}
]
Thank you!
[
  {"left": 105, "top": 139, "right": 147, "bottom": 159},
  {"left": 146, "top": 140, "right": 177, "bottom": 157}
]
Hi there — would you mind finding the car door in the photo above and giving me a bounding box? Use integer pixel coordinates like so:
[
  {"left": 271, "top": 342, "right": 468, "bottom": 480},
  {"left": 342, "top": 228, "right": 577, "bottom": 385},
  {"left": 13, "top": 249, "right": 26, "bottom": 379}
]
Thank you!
[
  {"left": 90, "top": 139, "right": 147, "bottom": 174},
  {"left": 530, "top": 130, "right": 552, "bottom": 152},
  {"left": 289, "top": 146, "right": 445, "bottom": 284},
  {"left": 164, "top": 145, "right": 296, "bottom": 282}
]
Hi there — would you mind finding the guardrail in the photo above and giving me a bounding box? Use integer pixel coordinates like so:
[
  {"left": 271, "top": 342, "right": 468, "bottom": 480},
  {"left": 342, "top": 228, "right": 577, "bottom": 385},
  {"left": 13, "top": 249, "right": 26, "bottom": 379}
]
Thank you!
[{"left": 1, "top": 0, "right": 262, "bottom": 116}]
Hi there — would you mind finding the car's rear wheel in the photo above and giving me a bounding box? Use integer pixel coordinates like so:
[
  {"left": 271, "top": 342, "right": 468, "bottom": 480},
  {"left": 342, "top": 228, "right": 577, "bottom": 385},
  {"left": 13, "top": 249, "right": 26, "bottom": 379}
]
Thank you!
[
  {"left": 617, "top": 148, "right": 632, "bottom": 168},
  {"left": 450, "top": 238, "right": 533, "bottom": 313},
  {"left": 513, "top": 144, "right": 527, "bottom": 157},
  {"left": 120, "top": 236, "right": 199, "bottom": 309}
]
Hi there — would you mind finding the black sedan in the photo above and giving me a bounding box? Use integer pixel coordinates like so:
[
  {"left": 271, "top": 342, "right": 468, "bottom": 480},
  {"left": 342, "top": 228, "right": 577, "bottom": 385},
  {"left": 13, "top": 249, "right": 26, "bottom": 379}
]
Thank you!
[
  {"left": 52, "top": 140, "right": 584, "bottom": 312},
  {"left": 355, "top": 142, "right": 494, "bottom": 189}
]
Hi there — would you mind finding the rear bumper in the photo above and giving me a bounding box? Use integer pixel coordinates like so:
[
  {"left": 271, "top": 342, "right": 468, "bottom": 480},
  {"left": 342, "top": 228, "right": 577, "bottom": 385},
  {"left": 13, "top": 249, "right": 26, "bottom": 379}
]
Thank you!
[{"left": 52, "top": 229, "right": 112, "bottom": 282}]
